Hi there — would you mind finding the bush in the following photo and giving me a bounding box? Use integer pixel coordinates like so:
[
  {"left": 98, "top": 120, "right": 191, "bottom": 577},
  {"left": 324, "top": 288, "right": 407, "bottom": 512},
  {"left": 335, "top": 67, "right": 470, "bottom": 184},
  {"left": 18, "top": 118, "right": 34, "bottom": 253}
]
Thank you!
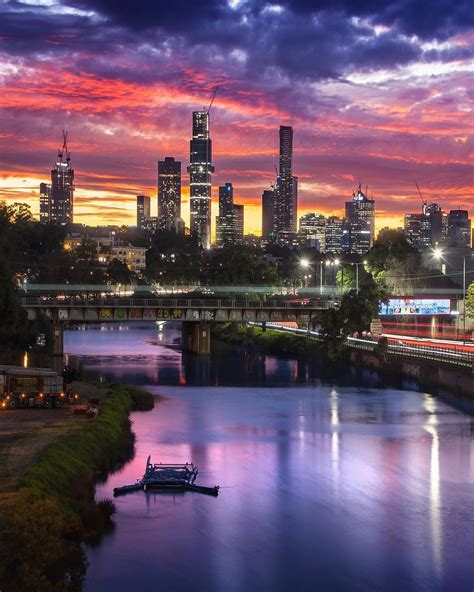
[{"left": 0, "top": 386, "right": 139, "bottom": 592}]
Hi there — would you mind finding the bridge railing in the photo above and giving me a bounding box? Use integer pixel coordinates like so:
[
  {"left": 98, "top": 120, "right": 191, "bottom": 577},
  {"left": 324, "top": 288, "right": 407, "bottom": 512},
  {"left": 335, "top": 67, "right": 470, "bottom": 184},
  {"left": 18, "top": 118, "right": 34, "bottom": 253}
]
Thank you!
[
  {"left": 20, "top": 297, "right": 336, "bottom": 310},
  {"left": 348, "top": 337, "right": 473, "bottom": 368}
]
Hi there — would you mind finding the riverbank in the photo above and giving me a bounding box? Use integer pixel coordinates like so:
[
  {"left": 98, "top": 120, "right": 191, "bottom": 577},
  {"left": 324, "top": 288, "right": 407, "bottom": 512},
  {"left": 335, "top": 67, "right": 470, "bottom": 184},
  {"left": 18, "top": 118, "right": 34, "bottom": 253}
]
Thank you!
[
  {"left": 0, "top": 383, "right": 155, "bottom": 592},
  {"left": 212, "top": 323, "right": 474, "bottom": 403}
]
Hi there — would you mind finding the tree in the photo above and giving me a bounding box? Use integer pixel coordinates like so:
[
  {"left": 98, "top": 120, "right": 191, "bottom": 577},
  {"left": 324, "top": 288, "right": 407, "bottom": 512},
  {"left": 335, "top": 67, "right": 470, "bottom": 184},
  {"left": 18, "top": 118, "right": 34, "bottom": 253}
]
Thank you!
[
  {"left": 466, "top": 281, "right": 474, "bottom": 320},
  {"left": 320, "top": 275, "right": 387, "bottom": 360},
  {"left": 366, "top": 230, "right": 421, "bottom": 293},
  {"left": 107, "top": 259, "right": 135, "bottom": 285},
  {"left": 0, "top": 204, "right": 35, "bottom": 362}
]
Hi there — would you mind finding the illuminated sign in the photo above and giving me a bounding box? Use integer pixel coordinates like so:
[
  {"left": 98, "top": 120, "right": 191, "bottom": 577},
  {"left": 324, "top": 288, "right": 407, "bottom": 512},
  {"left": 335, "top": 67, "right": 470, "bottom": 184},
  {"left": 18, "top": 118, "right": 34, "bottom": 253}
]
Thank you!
[{"left": 379, "top": 299, "right": 451, "bottom": 315}]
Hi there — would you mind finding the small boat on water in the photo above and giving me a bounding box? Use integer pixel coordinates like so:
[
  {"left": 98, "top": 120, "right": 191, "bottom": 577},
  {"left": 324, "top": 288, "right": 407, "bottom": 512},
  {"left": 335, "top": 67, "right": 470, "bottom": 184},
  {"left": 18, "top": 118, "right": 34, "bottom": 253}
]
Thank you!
[{"left": 113, "top": 456, "right": 219, "bottom": 497}]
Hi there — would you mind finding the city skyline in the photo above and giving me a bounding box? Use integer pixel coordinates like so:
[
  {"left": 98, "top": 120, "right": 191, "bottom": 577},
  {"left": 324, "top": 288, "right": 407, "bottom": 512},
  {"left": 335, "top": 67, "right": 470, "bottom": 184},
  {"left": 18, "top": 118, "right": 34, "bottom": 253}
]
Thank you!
[{"left": 1, "top": 1, "right": 473, "bottom": 234}]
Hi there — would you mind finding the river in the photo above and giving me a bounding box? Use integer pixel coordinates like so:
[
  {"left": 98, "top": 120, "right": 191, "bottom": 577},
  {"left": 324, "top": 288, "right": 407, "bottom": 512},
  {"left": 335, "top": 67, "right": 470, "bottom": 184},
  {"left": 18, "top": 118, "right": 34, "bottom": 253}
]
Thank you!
[{"left": 65, "top": 322, "right": 474, "bottom": 592}]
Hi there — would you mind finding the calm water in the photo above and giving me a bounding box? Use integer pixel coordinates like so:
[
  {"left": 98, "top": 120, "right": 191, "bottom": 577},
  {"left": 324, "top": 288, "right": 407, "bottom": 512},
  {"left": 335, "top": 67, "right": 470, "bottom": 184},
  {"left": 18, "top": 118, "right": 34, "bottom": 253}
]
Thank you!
[{"left": 65, "top": 323, "right": 474, "bottom": 592}]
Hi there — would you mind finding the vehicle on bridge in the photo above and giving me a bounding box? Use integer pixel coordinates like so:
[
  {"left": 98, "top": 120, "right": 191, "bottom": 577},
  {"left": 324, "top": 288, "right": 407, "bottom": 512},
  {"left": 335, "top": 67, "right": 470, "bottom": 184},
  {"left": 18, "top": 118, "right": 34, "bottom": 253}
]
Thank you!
[{"left": 0, "top": 366, "right": 66, "bottom": 409}]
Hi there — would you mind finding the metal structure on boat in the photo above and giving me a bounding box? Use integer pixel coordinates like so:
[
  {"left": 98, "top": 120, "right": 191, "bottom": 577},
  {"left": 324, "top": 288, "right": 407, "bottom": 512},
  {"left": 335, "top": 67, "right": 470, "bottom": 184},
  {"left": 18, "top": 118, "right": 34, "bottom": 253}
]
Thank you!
[{"left": 114, "top": 456, "right": 219, "bottom": 497}]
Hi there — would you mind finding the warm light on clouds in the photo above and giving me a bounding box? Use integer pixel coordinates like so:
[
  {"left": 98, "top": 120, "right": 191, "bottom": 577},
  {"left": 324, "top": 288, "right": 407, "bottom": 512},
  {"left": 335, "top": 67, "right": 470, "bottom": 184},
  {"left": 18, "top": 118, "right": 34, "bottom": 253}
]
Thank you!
[{"left": 0, "top": 0, "right": 472, "bottom": 235}]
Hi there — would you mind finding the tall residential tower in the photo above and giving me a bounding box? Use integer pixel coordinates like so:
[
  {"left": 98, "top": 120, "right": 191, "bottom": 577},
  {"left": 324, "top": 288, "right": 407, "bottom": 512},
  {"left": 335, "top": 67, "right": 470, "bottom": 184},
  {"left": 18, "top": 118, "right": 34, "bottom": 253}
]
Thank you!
[
  {"left": 273, "top": 125, "right": 297, "bottom": 234},
  {"left": 188, "top": 111, "right": 214, "bottom": 248}
]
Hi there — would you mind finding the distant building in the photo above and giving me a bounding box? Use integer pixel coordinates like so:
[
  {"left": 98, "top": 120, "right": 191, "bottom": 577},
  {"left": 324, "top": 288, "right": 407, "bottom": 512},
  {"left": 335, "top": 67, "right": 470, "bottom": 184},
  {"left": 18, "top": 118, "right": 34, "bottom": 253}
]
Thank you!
[
  {"left": 216, "top": 183, "right": 244, "bottom": 246},
  {"left": 276, "top": 231, "right": 300, "bottom": 249},
  {"left": 273, "top": 126, "right": 298, "bottom": 234},
  {"left": 262, "top": 189, "right": 274, "bottom": 238},
  {"left": 404, "top": 202, "right": 448, "bottom": 249},
  {"left": 423, "top": 202, "right": 447, "bottom": 246},
  {"left": 108, "top": 244, "right": 147, "bottom": 274},
  {"left": 41, "top": 132, "right": 74, "bottom": 224},
  {"left": 158, "top": 157, "right": 181, "bottom": 231},
  {"left": 299, "top": 213, "right": 326, "bottom": 251},
  {"left": 448, "top": 209, "right": 471, "bottom": 247},
  {"left": 325, "top": 216, "right": 343, "bottom": 254},
  {"left": 136, "top": 195, "right": 151, "bottom": 229},
  {"left": 39, "top": 182, "right": 51, "bottom": 224},
  {"left": 188, "top": 111, "right": 214, "bottom": 248},
  {"left": 345, "top": 184, "right": 375, "bottom": 254}
]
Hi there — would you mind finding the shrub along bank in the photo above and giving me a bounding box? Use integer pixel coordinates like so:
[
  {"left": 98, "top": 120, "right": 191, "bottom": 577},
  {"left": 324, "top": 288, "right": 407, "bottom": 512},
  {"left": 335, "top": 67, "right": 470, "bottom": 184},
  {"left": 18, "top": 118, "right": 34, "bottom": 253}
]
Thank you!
[
  {"left": 0, "top": 385, "right": 154, "bottom": 592},
  {"left": 212, "top": 323, "right": 321, "bottom": 357}
]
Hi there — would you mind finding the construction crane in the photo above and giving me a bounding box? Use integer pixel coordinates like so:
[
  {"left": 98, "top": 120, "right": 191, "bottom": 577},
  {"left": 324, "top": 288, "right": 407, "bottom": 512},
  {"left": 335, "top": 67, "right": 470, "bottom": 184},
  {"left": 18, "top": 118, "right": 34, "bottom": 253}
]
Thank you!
[
  {"left": 58, "top": 129, "right": 70, "bottom": 163},
  {"left": 206, "top": 85, "right": 219, "bottom": 114},
  {"left": 415, "top": 181, "right": 427, "bottom": 209}
]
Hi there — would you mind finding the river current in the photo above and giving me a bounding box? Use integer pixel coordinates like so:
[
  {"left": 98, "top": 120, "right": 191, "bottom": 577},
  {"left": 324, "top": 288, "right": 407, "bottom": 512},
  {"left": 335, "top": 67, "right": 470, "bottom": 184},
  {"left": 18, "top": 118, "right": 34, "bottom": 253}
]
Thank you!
[{"left": 65, "top": 323, "right": 474, "bottom": 592}]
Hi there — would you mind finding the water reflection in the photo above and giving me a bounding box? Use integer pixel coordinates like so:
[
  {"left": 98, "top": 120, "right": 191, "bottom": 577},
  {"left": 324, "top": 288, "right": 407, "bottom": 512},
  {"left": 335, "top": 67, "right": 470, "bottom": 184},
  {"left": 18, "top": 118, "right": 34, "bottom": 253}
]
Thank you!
[{"left": 62, "top": 323, "right": 474, "bottom": 592}]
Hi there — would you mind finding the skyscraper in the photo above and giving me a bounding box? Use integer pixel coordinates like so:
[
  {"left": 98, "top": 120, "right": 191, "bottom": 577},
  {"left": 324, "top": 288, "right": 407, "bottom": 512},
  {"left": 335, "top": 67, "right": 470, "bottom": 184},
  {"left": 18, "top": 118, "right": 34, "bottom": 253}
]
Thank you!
[
  {"left": 326, "top": 216, "right": 344, "bottom": 254},
  {"left": 39, "top": 182, "right": 51, "bottom": 224},
  {"left": 45, "top": 131, "right": 74, "bottom": 224},
  {"left": 216, "top": 183, "right": 244, "bottom": 246},
  {"left": 273, "top": 126, "right": 297, "bottom": 234},
  {"left": 345, "top": 184, "right": 375, "bottom": 254},
  {"left": 262, "top": 190, "right": 274, "bottom": 238},
  {"left": 158, "top": 157, "right": 181, "bottom": 231},
  {"left": 447, "top": 209, "right": 470, "bottom": 247},
  {"left": 136, "top": 195, "right": 151, "bottom": 229},
  {"left": 188, "top": 111, "right": 214, "bottom": 248}
]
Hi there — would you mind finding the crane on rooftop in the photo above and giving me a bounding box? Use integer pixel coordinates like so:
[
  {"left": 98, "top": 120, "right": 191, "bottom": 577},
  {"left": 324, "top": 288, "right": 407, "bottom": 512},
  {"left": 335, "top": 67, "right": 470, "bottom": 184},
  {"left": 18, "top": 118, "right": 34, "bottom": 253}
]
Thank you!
[{"left": 415, "top": 180, "right": 427, "bottom": 209}]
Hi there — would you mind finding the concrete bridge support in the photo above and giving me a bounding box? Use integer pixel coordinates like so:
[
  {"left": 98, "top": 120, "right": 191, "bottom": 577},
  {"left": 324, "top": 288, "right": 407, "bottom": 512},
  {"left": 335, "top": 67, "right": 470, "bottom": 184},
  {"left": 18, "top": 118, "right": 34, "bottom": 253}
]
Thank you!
[
  {"left": 181, "top": 322, "right": 210, "bottom": 356},
  {"left": 52, "top": 323, "right": 64, "bottom": 356}
]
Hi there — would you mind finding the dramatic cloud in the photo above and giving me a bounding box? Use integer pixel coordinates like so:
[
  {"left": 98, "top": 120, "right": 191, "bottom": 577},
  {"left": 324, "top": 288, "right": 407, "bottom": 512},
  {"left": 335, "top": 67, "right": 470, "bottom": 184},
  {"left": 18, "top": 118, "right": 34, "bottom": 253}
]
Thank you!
[{"left": 0, "top": 0, "right": 472, "bottom": 233}]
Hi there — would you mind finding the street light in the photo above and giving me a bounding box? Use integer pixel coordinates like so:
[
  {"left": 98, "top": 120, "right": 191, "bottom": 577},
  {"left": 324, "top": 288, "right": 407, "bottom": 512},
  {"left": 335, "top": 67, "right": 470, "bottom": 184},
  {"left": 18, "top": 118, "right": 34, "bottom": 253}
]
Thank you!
[{"left": 352, "top": 260, "right": 368, "bottom": 294}]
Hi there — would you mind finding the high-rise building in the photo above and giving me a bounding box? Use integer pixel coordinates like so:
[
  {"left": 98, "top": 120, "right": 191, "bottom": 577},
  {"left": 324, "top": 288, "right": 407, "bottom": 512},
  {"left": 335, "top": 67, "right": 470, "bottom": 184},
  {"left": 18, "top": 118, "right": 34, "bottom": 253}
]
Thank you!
[
  {"left": 345, "top": 184, "right": 375, "bottom": 254},
  {"left": 447, "top": 209, "right": 471, "bottom": 247},
  {"left": 158, "top": 157, "right": 181, "bottom": 231},
  {"left": 262, "top": 190, "right": 274, "bottom": 238},
  {"left": 299, "top": 213, "right": 326, "bottom": 251},
  {"left": 404, "top": 202, "right": 448, "bottom": 249},
  {"left": 43, "top": 131, "right": 74, "bottom": 224},
  {"left": 233, "top": 204, "right": 244, "bottom": 243},
  {"left": 39, "top": 182, "right": 51, "bottom": 224},
  {"left": 216, "top": 183, "right": 244, "bottom": 246},
  {"left": 325, "top": 216, "right": 344, "bottom": 254},
  {"left": 136, "top": 195, "right": 151, "bottom": 229},
  {"left": 188, "top": 111, "right": 214, "bottom": 248},
  {"left": 273, "top": 126, "right": 297, "bottom": 234}
]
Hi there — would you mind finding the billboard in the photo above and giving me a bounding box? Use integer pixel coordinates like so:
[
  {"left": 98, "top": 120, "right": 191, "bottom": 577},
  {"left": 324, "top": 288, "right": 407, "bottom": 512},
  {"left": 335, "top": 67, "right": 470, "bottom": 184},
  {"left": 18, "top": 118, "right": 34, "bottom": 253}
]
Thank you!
[{"left": 379, "top": 299, "right": 451, "bottom": 316}]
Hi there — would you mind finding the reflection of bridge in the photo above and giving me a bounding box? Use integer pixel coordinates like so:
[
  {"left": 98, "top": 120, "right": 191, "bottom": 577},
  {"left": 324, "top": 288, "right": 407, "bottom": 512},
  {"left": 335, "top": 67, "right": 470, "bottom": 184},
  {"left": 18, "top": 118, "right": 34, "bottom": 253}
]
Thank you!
[{"left": 21, "top": 293, "right": 336, "bottom": 355}]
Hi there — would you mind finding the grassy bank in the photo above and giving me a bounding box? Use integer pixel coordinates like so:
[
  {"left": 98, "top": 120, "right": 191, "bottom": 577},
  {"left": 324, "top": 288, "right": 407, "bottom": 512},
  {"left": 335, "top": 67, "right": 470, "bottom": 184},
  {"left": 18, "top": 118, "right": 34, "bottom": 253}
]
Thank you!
[
  {"left": 212, "top": 322, "right": 321, "bottom": 357},
  {"left": 0, "top": 385, "right": 155, "bottom": 592}
]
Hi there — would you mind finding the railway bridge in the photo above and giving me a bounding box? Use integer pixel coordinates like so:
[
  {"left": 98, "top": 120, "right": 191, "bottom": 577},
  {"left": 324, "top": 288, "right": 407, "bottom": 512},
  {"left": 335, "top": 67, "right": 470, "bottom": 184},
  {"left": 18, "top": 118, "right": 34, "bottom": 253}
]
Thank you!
[{"left": 20, "top": 290, "right": 336, "bottom": 355}]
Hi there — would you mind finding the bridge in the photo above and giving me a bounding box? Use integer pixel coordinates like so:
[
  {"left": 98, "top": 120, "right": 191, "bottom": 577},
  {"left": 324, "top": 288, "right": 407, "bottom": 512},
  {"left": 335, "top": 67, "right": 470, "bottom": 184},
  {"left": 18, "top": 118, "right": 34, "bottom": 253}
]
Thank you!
[{"left": 20, "top": 287, "right": 337, "bottom": 355}]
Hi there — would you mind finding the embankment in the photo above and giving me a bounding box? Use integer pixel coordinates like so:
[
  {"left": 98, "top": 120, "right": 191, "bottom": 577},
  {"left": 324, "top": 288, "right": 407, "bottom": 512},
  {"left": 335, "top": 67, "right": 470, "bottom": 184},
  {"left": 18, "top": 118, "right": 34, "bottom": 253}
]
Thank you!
[
  {"left": 0, "top": 384, "right": 155, "bottom": 592},
  {"left": 212, "top": 323, "right": 474, "bottom": 402}
]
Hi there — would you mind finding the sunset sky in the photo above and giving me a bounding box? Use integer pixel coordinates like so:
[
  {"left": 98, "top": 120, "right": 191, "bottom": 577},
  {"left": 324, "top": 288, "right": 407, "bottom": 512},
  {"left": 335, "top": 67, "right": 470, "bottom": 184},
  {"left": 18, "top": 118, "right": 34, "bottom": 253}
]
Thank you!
[{"left": 1, "top": 0, "right": 473, "bottom": 236}]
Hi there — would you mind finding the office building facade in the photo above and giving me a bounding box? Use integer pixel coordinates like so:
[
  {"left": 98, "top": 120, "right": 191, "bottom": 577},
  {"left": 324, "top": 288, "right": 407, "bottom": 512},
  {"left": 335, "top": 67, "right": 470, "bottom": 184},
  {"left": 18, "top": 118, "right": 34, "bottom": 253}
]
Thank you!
[
  {"left": 188, "top": 111, "right": 214, "bottom": 248},
  {"left": 299, "top": 213, "right": 326, "bottom": 251},
  {"left": 262, "top": 190, "right": 274, "bottom": 238},
  {"left": 39, "top": 182, "right": 51, "bottom": 224},
  {"left": 273, "top": 126, "right": 298, "bottom": 234},
  {"left": 216, "top": 183, "right": 244, "bottom": 246},
  {"left": 136, "top": 195, "right": 151, "bottom": 229},
  {"left": 345, "top": 184, "right": 375, "bottom": 254},
  {"left": 325, "top": 216, "right": 344, "bottom": 254},
  {"left": 447, "top": 209, "right": 471, "bottom": 247},
  {"left": 158, "top": 157, "right": 181, "bottom": 231}
]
